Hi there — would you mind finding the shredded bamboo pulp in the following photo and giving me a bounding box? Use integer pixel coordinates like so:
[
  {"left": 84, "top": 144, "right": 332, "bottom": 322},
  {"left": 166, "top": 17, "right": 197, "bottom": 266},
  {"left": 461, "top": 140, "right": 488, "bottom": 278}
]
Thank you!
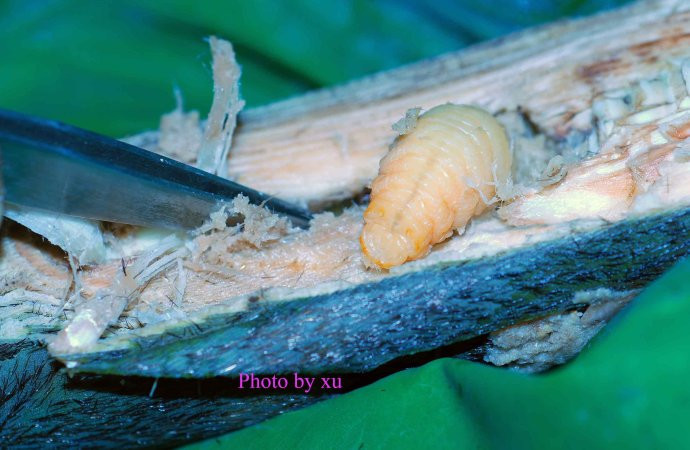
[{"left": 49, "top": 37, "right": 248, "bottom": 354}]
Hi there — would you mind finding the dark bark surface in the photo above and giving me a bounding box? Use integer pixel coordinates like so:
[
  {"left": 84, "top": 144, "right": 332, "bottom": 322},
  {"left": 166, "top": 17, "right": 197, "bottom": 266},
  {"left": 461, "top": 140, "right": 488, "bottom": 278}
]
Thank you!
[
  {"left": 0, "top": 341, "right": 325, "bottom": 448},
  {"left": 63, "top": 207, "right": 690, "bottom": 378},
  {"left": 1, "top": 339, "right": 484, "bottom": 447}
]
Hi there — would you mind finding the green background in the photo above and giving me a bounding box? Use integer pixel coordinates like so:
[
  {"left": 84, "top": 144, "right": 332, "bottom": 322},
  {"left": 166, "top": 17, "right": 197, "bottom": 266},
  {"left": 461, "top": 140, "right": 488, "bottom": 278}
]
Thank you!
[
  {"left": 6, "top": 1, "right": 687, "bottom": 448},
  {"left": 2, "top": 0, "right": 632, "bottom": 136}
]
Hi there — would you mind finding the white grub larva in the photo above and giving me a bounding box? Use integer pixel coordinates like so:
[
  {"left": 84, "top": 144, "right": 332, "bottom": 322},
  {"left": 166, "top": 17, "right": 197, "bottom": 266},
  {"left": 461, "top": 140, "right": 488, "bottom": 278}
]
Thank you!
[{"left": 360, "top": 103, "right": 512, "bottom": 269}]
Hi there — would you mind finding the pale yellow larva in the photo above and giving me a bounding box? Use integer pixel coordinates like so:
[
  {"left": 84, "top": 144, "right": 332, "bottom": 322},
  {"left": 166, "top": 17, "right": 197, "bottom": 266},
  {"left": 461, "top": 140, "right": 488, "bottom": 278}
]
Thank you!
[{"left": 360, "top": 104, "right": 511, "bottom": 269}]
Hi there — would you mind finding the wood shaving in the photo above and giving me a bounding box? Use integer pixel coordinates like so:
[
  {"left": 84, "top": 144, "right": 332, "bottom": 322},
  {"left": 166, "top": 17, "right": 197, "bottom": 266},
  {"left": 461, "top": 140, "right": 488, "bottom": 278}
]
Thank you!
[
  {"left": 196, "top": 36, "right": 245, "bottom": 175},
  {"left": 391, "top": 107, "right": 421, "bottom": 136},
  {"left": 484, "top": 293, "right": 634, "bottom": 372}
]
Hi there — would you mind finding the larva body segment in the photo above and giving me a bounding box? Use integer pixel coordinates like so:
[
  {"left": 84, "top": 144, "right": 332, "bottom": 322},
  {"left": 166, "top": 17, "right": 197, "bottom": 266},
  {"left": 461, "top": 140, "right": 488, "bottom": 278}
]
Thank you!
[{"left": 360, "top": 104, "right": 511, "bottom": 269}]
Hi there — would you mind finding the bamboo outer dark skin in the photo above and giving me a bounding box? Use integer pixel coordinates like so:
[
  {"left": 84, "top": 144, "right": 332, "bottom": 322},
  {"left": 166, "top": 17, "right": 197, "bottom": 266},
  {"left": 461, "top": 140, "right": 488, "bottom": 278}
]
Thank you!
[{"left": 61, "top": 206, "right": 690, "bottom": 378}]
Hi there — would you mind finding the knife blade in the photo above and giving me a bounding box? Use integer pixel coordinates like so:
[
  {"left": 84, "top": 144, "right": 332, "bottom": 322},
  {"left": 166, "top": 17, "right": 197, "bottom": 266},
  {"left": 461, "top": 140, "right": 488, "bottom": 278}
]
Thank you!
[{"left": 0, "top": 108, "right": 312, "bottom": 230}]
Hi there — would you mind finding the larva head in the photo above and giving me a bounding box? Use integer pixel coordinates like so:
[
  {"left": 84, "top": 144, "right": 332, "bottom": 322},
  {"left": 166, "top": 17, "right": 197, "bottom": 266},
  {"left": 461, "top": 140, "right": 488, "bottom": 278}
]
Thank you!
[{"left": 360, "top": 221, "right": 412, "bottom": 269}]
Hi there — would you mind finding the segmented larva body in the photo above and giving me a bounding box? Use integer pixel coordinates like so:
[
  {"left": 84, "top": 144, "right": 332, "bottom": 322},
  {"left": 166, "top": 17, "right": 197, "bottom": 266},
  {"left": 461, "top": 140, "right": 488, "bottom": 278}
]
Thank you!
[{"left": 360, "top": 104, "right": 511, "bottom": 269}]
